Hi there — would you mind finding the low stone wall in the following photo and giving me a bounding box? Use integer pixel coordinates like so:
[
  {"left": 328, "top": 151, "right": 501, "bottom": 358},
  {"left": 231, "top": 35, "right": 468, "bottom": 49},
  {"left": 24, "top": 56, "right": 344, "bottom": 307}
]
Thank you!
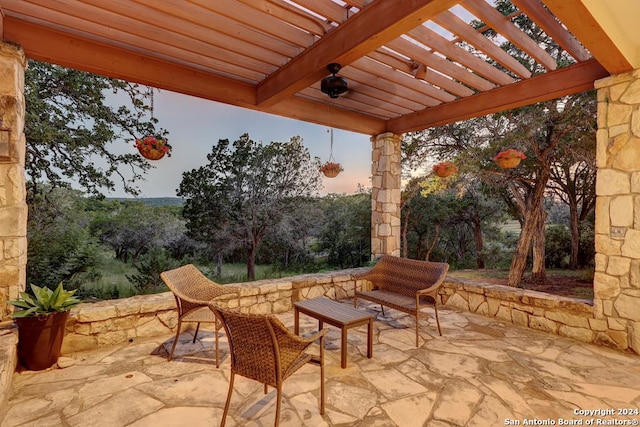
[
  {"left": 441, "top": 278, "right": 632, "bottom": 352},
  {"left": 62, "top": 269, "right": 361, "bottom": 354},
  {"left": 60, "top": 270, "right": 637, "bottom": 355}
]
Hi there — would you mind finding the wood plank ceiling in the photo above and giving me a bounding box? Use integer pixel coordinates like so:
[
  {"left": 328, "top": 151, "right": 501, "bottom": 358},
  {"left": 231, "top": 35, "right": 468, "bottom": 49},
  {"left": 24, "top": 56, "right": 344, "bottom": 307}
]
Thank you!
[{"left": 0, "top": 0, "right": 630, "bottom": 136}]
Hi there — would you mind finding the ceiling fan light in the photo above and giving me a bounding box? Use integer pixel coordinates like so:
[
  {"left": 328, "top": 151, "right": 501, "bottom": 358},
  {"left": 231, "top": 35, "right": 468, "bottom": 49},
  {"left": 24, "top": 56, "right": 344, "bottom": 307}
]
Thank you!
[{"left": 321, "top": 63, "right": 348, "bottom": 98}]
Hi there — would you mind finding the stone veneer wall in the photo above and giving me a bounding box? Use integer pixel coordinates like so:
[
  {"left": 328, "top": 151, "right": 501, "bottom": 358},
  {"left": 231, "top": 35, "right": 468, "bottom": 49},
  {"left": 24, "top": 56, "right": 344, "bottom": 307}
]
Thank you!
[
  {"left": 0, "top": 40, "right": 26, "bottom": 420},
  {"left": 61, "top": 270, "right": 359, "bottom": 353},
  {"left": 593, "top": 69, "right": 640, "bottom": 354},
  {"left": 370, "top": 132, "right": 401, "bottom": 257},
  {"left": 55, "top": 271, "right": 636, "bottom": 355},
  {"left": 0, "top": 42, "right": 27, "bottom": 321}
]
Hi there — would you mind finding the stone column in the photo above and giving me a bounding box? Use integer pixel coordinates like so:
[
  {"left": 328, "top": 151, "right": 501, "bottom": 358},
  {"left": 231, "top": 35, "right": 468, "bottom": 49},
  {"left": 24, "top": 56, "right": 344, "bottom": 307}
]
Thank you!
[
  {"left": 0, "top": 42, "right": 27, "bottom": 320},
  {"left": 370, "top": 132, "right": 401, "bottom": 258},
  {"left": 594, "top": 69, "right": 640, "bottom": 353}
]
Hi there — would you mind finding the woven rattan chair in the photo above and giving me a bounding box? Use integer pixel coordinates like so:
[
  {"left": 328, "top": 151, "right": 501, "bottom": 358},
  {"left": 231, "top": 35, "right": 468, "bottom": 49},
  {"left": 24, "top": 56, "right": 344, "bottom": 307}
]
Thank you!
[
  {"left": 209, "top": 305, "right": 328, "bottom": 427},
  {"left": 160, "top": 264, "right": 240, "bottom": 367},
  {"left": 354, "top": 255, "right": 449, "bottom": 346}
]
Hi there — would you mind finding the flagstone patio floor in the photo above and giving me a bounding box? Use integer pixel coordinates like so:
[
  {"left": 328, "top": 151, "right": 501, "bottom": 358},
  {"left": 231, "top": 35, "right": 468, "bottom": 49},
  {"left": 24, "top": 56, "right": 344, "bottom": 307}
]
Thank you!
[{"left": 3, "top": 299, "right": 640, "bottom": 427}]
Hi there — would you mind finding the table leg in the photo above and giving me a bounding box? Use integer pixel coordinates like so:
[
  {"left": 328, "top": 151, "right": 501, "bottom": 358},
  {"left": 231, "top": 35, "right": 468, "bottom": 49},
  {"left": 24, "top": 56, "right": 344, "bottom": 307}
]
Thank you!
[
  {"left": 341, "top": 327, "right": 348, "bottom": 368},
  {"left": 367, "top": 319, "right": 373, "bottom": 359},
  {"left": 294, "top": 307, "right": 299, "bottom": 335}
]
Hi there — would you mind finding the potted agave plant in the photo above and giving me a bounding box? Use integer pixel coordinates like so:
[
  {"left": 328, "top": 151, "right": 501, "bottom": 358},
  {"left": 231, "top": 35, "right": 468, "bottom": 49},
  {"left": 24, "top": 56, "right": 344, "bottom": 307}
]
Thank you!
[{"left": 8, "top": 283, "right": 80, "bottom": 371}]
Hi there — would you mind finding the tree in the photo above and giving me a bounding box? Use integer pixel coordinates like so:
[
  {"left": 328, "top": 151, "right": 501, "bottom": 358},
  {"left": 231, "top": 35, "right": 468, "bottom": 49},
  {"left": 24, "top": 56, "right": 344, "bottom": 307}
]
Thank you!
[
  {"left": 91, "top": 201, "right": 184, "bottom": 265},
  {"left": 27, "top": 187, "right": 99, "bottom": 289},
  {"left": 178, "top": 134, "right": 321, "bottom": 280},
  {"left": 401, "top": 0, "right": 597, "bottom": 286},
  {"left": 25, "top": 61, "right": 166, "bottom": 198},
  {"left": 547, "top": 92, "right": 597, "bottom": 269},
  {"left": 317, "top": 193, "right": 371, "bottom": 269}
]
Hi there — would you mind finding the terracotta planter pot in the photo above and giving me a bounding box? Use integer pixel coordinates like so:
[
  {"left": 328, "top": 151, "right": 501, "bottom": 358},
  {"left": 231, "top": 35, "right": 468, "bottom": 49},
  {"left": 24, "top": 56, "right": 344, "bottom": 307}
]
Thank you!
[
  {"left": 16, "top": 311, "right": 69, "bottom": 371},
  {"left": 138, "top": 146, "right": 166, "bottom": 160},
  {"left": 495, "top": 157, "right": 522, "bottom": 169},
  {"left": 322, "top": 169, "right": 340, "bottom": 178}
]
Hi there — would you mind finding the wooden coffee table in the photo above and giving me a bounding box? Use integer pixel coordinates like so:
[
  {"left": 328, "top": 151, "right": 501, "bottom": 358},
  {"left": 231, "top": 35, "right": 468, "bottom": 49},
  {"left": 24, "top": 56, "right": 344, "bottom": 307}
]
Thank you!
[{"left": 294, "top": 297, "right": 373, "bottom": 368}]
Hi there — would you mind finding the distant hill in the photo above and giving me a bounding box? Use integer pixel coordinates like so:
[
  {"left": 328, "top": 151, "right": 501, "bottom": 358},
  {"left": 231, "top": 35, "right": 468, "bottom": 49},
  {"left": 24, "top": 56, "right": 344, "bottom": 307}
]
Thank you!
[{"left": 107, "top": 197, "right": 185, "bottom": 207}]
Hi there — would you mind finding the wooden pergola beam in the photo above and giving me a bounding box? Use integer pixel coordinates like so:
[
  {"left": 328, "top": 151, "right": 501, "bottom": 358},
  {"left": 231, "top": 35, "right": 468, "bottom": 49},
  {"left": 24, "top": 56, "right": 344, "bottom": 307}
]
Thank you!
[
  {"left": 542, "top": 0, "right": 633, "bottom": 74},
  {"left": 4, "top": 17, "right": 385, "bottom": 135},
  {"left": 256, "top": 0, "right": 459, "bottom": 107},
  {"left": 387, "top": 59, "right": 609, "bottom": 133}
]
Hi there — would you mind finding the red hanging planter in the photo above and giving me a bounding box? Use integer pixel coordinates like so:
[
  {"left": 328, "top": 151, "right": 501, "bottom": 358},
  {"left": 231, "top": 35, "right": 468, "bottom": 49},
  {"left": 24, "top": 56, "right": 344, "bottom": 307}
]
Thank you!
[
  {"left": 433, "top": 161, "right": 458, "bottom": 178},
  {"left": 493, "top": 149, "right": 526, "bottom": 169},
  {"left": 135, "top": 136, "right": 171, "bottom": 160}
]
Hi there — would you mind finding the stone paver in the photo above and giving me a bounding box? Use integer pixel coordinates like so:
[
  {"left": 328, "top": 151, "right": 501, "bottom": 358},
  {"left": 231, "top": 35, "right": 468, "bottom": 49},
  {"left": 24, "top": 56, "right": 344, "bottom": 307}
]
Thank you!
[{"left": 3, "top": 300, "right": 640, "bottom": 427}]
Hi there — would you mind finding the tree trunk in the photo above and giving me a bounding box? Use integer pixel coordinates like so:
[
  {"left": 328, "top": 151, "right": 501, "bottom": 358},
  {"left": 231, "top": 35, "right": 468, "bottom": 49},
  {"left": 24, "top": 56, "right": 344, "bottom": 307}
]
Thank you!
[
  {"left": 472, "top": 215, "right": 485, "bottom": 269},
  {"left": 508, "top": 168, "right": 551, "bottom": 287},
  {"left": 425, "top": 225, "right": 440, "bottom": 262},
  {"left": 531, "top": 210, "right": 547, "bottom": 282},
  {"left": 247, "top": 245, "right": 257, "bottom": 281},
  {"left": 569, "top": 200, "right": 580, "bottom": 269},
  {"left": 216, "top": 253, "right": 222, "bottom": 276},
  {"left": 402, "top": 210, "right": 410, "bottom": 258}
]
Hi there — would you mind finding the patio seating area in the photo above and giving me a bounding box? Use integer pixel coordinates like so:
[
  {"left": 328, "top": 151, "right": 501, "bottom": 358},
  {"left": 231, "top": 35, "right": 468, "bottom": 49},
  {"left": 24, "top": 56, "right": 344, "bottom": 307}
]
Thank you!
[{"left": 4, "top": 299, "right": 640, "bottom": 427}]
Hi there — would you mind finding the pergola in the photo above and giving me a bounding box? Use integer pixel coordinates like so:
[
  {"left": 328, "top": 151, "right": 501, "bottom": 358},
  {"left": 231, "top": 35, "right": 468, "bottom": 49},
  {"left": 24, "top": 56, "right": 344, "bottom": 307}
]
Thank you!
[
  {"left": 0, "top": 0, "right": 636, "bottom": 134},
  {"left": 1, "top": 0, "right": 640, "bottom": 352}
]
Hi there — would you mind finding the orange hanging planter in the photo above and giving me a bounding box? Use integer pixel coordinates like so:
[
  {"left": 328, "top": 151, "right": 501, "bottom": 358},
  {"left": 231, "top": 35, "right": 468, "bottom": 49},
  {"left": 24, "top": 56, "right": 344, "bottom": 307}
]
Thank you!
[
  {"left": 493, "top": 149, "right": 526, "bottom": 169},
  {"left": 135, "top": 136, "right": 171, "bottom": 160},
  {"left": 433, "top": 161, "right": 458, "bottom": 178},
  {"left": 320, "top": 161, "right": 343, "bottom": 178}
]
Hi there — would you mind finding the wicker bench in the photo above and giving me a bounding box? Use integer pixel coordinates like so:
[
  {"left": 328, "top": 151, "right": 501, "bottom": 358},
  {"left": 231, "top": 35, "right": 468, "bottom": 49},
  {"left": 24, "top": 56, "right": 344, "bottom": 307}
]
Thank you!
[{"left": 353, "top": 255, "right": 449, "bottom": 347}]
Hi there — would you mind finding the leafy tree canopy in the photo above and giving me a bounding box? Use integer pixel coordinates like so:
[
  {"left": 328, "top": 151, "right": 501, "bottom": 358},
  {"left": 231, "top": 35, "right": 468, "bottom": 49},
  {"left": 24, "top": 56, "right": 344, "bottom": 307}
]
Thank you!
[
  {"left": 25, "top": 60, "right": 167, "bottom": 198},
  {"left": 178, "top": 133, "right": 321, "bottom": 280}
]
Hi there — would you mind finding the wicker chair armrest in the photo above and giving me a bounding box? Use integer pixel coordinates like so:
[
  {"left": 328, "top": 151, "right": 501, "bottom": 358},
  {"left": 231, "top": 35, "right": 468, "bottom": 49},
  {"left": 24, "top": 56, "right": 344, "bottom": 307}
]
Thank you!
[
  {"left": 298, "top": 328, "right": 330, "bottom": 344},
  {"left": 415, "top": 283, "right": 442, "bottom": 296}
]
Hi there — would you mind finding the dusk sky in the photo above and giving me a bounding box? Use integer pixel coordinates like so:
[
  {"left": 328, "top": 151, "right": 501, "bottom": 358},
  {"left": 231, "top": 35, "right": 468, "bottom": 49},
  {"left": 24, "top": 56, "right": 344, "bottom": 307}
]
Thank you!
[{"left": 106, "top": 89, "right": 373, "bottom": 199}]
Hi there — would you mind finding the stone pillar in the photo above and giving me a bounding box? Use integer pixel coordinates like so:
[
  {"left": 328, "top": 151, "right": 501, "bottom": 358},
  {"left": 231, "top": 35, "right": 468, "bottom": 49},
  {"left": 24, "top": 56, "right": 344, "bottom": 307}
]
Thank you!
[
  {"left": 594, "top": 69, "right": 640, "bottom": 353},
  {"left": 370, "top": 132, "right": 401, "bottom": 258},
  {"left": 0, "top": 42, "right": 27, "bottom": 320}
]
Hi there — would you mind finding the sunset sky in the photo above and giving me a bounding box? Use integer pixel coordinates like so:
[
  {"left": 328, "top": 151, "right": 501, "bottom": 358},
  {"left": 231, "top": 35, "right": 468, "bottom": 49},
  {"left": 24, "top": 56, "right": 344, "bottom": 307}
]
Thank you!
[{"left": 107, "top": 89, "right": 373, "bottom": 199}]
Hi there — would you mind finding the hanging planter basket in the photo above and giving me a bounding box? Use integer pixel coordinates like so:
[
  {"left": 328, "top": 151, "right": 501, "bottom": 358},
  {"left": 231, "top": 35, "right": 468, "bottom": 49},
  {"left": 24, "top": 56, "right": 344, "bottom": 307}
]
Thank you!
[
  {"left": 320, "top": 161, "right": 343, "bottom": 178},
  {"left": 493, "top": 149, "right": 526, "bottom": 169},
  {"left": 433, "top": 161, "right": 458, "bottom": 178},
  {"left": 135, "top": 136, "right": 171, "bottom": 161},
  {"left": 320, "top": 128, "right": 343, "bottom": 178}
]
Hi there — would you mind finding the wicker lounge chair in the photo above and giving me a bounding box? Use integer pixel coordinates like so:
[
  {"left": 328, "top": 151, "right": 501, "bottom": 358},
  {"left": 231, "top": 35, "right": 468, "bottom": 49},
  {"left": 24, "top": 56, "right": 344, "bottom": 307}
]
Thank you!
[
  {"left": 209, "top": 305, "right": 328, "bottom": 427},
  {"left": 160, "top": 264, "right": 239, "bottom": 366},
  {"left": 354, "top": 255, "right": 449, "bottom": 346}
]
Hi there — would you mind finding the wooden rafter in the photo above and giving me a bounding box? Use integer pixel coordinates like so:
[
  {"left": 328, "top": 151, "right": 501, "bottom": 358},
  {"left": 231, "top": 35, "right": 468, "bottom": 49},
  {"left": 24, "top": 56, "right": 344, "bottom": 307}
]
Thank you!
[
  {"left": 433, "top": 10, "right": 532, "bottom": 79},
  {"left": 3, "top": 17, "right": 385, "bottom": 135},
  {"left": 463, "top": 0, "right": 557, "bottom": 71},
  {"left": 387, "top": 59, "right": 608, "bottom": 133},
  {"left": 511, "top": 0, "right": 590, "bottom": 62},
  {"left": 256, "top": 0, "right": 460, "bottom": 107},
  {"left": 386, "top": 37, "right": 495, "bottom": 92},
  {"left": 407, "top": 24, "right": 516, "bottom": 86},
  {"left": 542, "top": 0, "right": 633, "bottom": 74}
]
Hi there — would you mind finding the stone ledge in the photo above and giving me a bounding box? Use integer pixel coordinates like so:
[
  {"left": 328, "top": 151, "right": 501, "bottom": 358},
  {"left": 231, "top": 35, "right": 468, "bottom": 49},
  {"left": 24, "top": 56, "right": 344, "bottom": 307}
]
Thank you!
[{"left": 55, "top": 269, "right": 634, "bottom": 356}]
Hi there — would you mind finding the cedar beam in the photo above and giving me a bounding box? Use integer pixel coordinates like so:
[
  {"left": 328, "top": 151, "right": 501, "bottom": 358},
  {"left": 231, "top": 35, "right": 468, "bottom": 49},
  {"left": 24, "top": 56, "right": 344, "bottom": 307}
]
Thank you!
[
  {"left": 387, "top": 59, "right": 609, "bottom": 133},
  {"left": 542, "top": 0, "right": 633, "bottom": 74},
  {"left": 3, "top": 18, "right": 384, "bottom": 135},
  {"left": 256, "top": 0, "right": 459, "bottom": 107}
]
